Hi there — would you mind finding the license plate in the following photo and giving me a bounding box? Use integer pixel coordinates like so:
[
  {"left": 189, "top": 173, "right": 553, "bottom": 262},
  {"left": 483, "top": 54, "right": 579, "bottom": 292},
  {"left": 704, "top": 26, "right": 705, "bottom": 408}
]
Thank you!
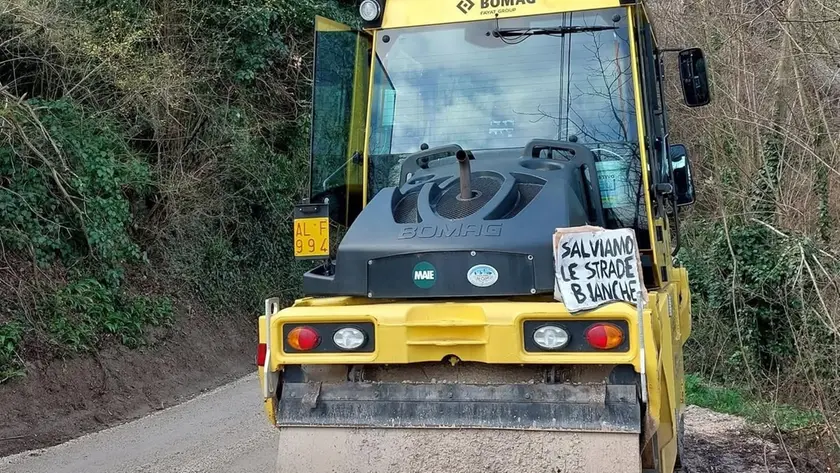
[{"left": 294, "top": 217, "right": 330, "bottom": 259}]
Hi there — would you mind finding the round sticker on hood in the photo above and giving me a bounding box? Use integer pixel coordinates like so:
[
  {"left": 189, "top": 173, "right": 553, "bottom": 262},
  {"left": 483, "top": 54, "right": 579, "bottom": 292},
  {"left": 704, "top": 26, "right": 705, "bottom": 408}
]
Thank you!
[
  {"left": 467, "top": 264, "right": 499, "bottom": 288},
  {"left": 413, "top": 261, "right": 437, "bottom": 289}
]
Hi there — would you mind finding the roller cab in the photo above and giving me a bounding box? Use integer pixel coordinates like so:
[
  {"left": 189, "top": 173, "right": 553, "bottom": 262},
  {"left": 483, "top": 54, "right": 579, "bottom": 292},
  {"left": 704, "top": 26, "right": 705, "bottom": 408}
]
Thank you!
[{"left": 259, "top": 1, "right": 710, "bottom": 472}]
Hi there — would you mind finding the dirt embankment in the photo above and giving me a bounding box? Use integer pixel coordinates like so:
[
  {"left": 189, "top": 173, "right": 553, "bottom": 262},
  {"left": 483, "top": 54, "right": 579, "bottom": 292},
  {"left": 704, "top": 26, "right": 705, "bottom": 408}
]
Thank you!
[{"left": 0, "top": 304, "right": 255, "bottom": 457}]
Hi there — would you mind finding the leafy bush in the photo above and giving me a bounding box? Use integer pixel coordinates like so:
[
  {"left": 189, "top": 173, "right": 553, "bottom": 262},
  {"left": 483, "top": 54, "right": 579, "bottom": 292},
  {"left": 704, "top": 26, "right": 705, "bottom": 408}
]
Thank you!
[
  {"left": 681, "top": 220, "right": 803, "bottom": 373},
  {"left": 0, "top": 99, "right": 149, "bottom": 266},
  {"left": 686, "top": 374, "right": 822, "bottom": 431},
  {"left": 162, "top": 108, "right": 310, "bottom": 314},
  {"left": 0, "top": 322, "right": 24, "bottom": 381},
  {"left": 1, "top": 96, "right": 172, "bottom": 368},
  {"left": 1, "top": 0, "right": 355, "bottom": 377},
  {"left": 46, "top": 278, "right": 173, "bottom": 352}
]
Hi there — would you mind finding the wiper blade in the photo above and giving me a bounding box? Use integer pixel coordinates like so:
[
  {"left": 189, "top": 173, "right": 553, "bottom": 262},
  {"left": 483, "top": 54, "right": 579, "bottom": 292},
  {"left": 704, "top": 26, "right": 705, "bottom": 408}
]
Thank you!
[{"left": 493, "top": 25, "right": 616, "bottom": 38}]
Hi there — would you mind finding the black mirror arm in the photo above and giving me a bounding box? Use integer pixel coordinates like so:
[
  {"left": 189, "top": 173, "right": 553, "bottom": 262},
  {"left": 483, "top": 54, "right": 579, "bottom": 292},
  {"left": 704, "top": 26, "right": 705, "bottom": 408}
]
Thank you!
[
  {"left": 653, "top": 182, "right": 682, "bottom": 256},
  {"left": 663, "top": 133, "right": 682, "bottom": 257},
  {"left": 665, "top": 146, "right": 683, "bottom": 257},
  {"left": 654, "top": 183, "right": 674, "bottom": 195},
  {"left": 671, "top": 192, "right": 682, "bottom": 257}
]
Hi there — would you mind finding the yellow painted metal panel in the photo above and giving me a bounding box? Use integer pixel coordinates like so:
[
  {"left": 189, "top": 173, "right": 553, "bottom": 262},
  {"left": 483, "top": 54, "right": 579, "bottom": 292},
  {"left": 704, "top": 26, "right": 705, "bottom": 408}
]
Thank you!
[
  {"left": 263, "top": 300, "right": 642, "bottom": 368},
  {"left": 656, "top": 285, "right": 681, "bottom": 472},
  {"left": 641, "top": 294, "right": 662, "bottom": 432},
  {"left": 257, "top": 294, "right": 669, "bottom": 435},
  {"left": 263, "top": 397, "right": 277, "bottom": 425},
  {"left": 381, "top": 0, "right": 638, "bottom": 29},
  {"left": 673, "top": 267, "right": 692, "bottom": 344},
  {"left": 626, "top": 8, "right": 661, "bottom": 279},
  {"left": 361, "top": 33, "right": 379, "bottom": 206},
  {"left": 316, "top": 15, "right": 351, "bottom": 32},
  {"left": 345, "top": 34, "right": 372, "bottom": 219}
]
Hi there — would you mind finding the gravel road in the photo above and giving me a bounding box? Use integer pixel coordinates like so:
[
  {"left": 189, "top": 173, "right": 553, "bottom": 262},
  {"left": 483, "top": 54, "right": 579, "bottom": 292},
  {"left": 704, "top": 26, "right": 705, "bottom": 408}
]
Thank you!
[
  {"left": 0, "top": 376, "right": 277, "bottom": 473},
  {"left": 0, "top": 375, "right": 821, "bottom": 473}
]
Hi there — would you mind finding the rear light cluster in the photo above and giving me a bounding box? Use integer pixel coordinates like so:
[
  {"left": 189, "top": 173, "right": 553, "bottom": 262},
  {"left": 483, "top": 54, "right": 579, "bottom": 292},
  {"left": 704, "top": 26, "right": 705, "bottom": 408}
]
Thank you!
[
  {"left": 529, "top": 322, "right": 626, "bottom": 352},
  {"left": 287, "top": 326, "right": 321, "bottom": 351},
  {"left": 533, "top": 326, "right": 570, "bottom": 350},
  {"left": 256, "top": 343, "right": 267, "bottom": 367},
  {"left": 282, "top": 323, "right": 374, "bottom": 353},
  {"left": 333, "top": 328, "right": 366, "bottom": 350},
  {"left": 585, "top": 323, "right": 624, "bottom": 350}
]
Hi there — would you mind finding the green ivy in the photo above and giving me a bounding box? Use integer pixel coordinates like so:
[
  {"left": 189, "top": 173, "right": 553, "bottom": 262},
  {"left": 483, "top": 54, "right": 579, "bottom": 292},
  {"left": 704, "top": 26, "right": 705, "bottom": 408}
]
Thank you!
[
  {"left": 0, "top": 0, "right": 356, "bottom": 377},
  {"left": 682, "top": 219, "right": 802, "bottom": 374},
  {"left": 164, "top": 106, "right": 309, "bottom": 314},
  {"left": 206, "top": 0, "right": 356, "bottom": 84},
  {"left": 1, "top": 98, "right": 173, "bottom": 371},
  {"left": 0, "top": 321, "right": 24, "bottom": 381},
  {"left": 682, "top": 129, "right": 819, "bottom": 377},
  {"left": 47, "top": 278, "right": 173, "bottom": 353},
  {"left": 0, "top": 99, "right": 149, "bottom": 266}
]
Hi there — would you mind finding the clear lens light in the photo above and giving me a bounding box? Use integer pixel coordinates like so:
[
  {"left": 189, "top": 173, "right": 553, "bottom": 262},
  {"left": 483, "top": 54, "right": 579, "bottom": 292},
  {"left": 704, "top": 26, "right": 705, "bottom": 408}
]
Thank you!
[
  {"left": 334, "top": 327, "right": 366, "bottom": 350},
  {"left": 359, "top": 0, "right": 381, "bottom": 21},
  {"left": 534, "top": 326, "right": 570, "bottom": 350}
]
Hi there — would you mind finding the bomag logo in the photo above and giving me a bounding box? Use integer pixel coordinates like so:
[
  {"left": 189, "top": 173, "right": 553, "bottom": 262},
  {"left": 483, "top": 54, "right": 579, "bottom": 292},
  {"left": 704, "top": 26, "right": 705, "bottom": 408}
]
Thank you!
[
  {"left": 457, "top": 0, "right": 536, "bottom": 14},
  {"left": 398, "top": 223, "right": 503, "bottom": 240},
  {"left": 481, "top": 0, "right": 536, "bottom": 7}
]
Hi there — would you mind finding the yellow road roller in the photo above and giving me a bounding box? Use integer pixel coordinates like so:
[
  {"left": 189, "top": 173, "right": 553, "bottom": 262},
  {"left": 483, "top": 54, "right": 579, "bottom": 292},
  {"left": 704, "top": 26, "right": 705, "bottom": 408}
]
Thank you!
[{"left": 257, "top": 1, "right": 711, "bottom": 471}]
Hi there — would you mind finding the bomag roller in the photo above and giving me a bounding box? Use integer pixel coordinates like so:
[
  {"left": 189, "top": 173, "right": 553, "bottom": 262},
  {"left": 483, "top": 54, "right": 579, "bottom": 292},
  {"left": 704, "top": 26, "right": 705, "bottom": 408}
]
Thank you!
[{"left": 257, "top": 0, "right": 712, "bottom": 471}]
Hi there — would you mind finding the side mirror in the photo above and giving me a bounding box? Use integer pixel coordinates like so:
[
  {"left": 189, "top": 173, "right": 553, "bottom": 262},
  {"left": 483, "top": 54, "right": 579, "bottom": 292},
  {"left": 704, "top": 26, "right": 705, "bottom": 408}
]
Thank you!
[
  {"left": 678, "top": 48, "right": 711, "bottom": 107},
  {"left": 669, "top": 144, "right": 696, "bottom": 207}
]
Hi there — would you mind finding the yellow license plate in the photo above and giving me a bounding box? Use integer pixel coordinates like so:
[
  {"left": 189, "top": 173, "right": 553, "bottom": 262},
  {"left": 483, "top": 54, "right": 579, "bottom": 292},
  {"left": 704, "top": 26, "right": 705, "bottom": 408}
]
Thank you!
[{"left": 294, "top": 217, "right": 330, "bottom": 258}]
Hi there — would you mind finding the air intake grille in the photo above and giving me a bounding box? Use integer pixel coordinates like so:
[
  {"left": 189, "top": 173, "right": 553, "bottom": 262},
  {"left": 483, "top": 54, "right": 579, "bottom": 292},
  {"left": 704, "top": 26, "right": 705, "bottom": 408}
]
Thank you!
[
  {"left": 517, "top": 182, "right": 543, "bottom": 204},
  {"left": 394, "top": 192, "right": 421, "bottom": 223},
  {"left": 436, "top": 175, "right": 502, "bottom": 220},
  {"left": 503, "top": 182, "right": 544, "bottom": 219}
]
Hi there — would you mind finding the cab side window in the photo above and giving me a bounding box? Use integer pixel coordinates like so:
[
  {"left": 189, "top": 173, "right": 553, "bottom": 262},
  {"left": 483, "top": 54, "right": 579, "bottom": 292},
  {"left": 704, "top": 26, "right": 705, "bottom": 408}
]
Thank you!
[{"left": 309, "top": 18, "right": 370, "bottom": 225}]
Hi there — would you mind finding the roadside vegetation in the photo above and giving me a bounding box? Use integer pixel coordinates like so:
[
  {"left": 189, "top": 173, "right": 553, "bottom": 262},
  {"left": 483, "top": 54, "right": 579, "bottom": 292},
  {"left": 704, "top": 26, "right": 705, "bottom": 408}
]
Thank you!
[
  {"left": 1, "top": 0, "right": 840, "bottom": 464},
  {"left": 652, "top": 0, "right": 840, "bottom": 462},
  {"left": 686, "top": 374, "right": 823, "bottom": 432},
  {"left": 0, "top": 0, "right": 354, "bottom": 381}
]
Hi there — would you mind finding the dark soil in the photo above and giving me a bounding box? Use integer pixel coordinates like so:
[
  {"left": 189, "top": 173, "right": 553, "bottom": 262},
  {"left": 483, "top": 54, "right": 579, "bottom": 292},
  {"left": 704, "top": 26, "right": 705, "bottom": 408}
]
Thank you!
[
  {"left": 0, "top": 303, "right": 255, "bottom": 457},
  {"left": 682, "top": 406, "right": 832, "bottom": 473},
  {"left": 686, "top": 433, "right": 827, "bottom": 472}
]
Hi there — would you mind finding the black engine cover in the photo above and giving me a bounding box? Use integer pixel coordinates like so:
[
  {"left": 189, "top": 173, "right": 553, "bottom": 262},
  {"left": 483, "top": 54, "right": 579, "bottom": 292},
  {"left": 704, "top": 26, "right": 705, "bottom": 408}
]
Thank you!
[{"left": 303, "top": 141, "right": 604, "bottom": 298}]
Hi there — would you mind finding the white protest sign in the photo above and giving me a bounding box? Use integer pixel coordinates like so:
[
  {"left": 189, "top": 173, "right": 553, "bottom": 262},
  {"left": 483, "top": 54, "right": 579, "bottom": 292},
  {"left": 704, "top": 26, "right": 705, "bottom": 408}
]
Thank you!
[{"left": 553, "top": 226, "right": 647, "bottom": 312}]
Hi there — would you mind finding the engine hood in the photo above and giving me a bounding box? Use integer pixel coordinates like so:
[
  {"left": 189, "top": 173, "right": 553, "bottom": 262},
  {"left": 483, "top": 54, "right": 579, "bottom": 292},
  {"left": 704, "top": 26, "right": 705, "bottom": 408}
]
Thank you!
[{"left": 304, "top": 141, "right": 604, "bottom": 299}]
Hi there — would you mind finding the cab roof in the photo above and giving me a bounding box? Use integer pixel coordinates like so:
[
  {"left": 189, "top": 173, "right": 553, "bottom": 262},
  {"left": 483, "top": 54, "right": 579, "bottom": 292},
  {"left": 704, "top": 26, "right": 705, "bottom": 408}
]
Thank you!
[{"left": 377, "top": 0, "right": 641, "bottom": 30}]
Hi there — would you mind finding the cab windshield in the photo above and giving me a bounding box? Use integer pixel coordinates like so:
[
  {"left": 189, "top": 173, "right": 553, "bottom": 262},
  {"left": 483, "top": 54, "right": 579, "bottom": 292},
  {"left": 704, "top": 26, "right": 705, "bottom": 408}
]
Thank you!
[{"left": 367, "top": 8, "right": 644, "bottom": 227}]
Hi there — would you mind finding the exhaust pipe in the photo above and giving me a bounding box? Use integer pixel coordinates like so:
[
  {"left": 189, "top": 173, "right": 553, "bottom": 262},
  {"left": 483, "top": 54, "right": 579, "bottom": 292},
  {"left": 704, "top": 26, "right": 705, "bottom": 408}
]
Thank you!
[{"left": 456, "top": 149, "right": 472, "bottom": 200}]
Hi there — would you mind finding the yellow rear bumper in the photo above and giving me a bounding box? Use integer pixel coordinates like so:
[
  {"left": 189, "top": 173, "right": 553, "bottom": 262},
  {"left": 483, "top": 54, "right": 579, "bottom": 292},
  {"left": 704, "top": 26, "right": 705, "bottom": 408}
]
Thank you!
[
  {"left": 259, "top": 297, "right": 643, "bottom": 370},
  {"left": 257, "top": 296, "right": 674, "bottom": 464}
]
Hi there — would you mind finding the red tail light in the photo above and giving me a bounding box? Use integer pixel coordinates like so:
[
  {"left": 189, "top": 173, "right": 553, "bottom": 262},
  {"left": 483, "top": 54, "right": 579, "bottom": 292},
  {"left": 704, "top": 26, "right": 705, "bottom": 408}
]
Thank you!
[
  {"left": 585, "top": 323, "right": 624, "bottom": 350},
  {"left": 256, "top": 343, "right": 267, "bottom": 366},
  {"left": 287, "top": 326, "right": 321, "bottom": 351}
]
